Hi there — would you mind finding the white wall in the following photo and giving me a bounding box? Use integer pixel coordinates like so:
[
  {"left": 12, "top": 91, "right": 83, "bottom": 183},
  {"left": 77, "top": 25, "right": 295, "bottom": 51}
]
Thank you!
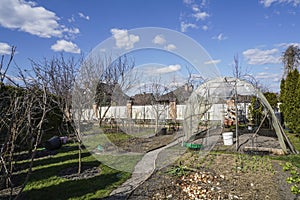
[{"left": 78, "top": 103, "right": 250, "bottom": 122}]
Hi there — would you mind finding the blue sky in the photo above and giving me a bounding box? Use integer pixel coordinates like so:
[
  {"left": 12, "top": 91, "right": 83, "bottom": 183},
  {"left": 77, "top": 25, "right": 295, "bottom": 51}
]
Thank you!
[{"left": 1, "top": 0, "right": 300, "bottom": 92}]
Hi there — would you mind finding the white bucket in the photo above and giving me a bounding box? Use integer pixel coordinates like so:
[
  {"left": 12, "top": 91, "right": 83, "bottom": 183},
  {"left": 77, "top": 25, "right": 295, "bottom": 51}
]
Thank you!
[{"left": 222, "top": 132, "right": 233, "bottom": 145}]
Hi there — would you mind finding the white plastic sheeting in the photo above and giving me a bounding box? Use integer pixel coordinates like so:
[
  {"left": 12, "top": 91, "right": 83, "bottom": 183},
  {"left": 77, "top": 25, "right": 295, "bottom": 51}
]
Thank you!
[{"left": 184, "top": 77, "right": 296, "bottom": 154}]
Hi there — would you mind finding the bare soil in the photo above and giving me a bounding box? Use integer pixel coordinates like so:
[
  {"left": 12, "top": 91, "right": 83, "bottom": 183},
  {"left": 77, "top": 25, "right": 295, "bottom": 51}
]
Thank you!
[
  {"left": 114, "top": 135, "right": 176, "bottom": 153},
  {"left": 105, "top": 128, "right": 177, "bottom": 153},
  {"left": 58, "top": 165, "right": 100, "bottom": 180},
  {"left": 129, "top": 152, "right": 300, "bottom": 200}
]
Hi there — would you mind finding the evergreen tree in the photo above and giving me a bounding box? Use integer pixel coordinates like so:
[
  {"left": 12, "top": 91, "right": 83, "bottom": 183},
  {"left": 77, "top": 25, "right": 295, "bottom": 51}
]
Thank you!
[
  {"left": 248, "top": 96, "right": 263, "bottom": 126},
  {"left": 282, "top": 69, "right": 299, "bottom": 133},
  {"left": 279, "top": 78, "right": 286, "bottom": 114},
  {"left": 263, "top": 92, "right": 278, "bottom": 110},
  {"left": 295, "top": 75, "right": 300, "bottom": 133},
  {"left": 280, "top": 45, "right": 300, "bottom": 134}
]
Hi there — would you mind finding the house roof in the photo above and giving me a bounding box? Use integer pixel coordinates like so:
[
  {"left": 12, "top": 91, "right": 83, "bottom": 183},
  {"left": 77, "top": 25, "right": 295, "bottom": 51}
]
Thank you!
[
  {"left": 158, "top": 84, "right": 193, "bottom": 104},
  {"left": 131, "top": 93, "right": 155, "bottom": 105},
  {"left": 95, "top": 82, "right": 130, "bottom": 106}
]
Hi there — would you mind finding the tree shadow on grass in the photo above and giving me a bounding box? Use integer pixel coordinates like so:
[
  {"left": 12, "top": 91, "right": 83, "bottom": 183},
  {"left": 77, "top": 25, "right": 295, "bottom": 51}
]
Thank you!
[
  {"left": 13, "top": 160, "right": 102, "bottom": 187},
  {"left": 14, "top": 151, "right": 92, "bottom": 172},
  {"left": 33, "top": 151, "right": 91, "bottom": 168},
  {"left": 23, "top": 172, "right": 124, "bottom": 200},
  {"left": 13, "top": 144, "right": 79, "bottom": 162}
]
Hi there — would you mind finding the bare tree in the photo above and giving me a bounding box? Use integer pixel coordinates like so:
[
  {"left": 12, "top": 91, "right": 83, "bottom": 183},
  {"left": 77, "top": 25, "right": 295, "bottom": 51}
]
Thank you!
[
  {"left": 14, "top": 66, "right": 51, "bottom": 199},
  {"left": 71, "top": 61, "right": 98, "bottom": 174},
  {"left": 0, "top": 47, "right": 51, "bottom": 199},
  {"left": 29, "top": 55, "right": 79, "bottom": 135},
  {"left": 142, "top": 78, "right": 170, "bottom": 134},
  {"left": 232, "top": 54, "right": 243, "bottom": 79},
  {"left": 282, "top": 45, "right": 300, "bottom": 78},
  {"left": 28, "top": 54, "right": 84, "bottom": 173},
  {"left": 232, "top": 54, "right": 263, "bottom": 89},
  {"left": 0, "top": 47, "right": 16, "bottom": 85},
  {"left": 232, "top": 55, "right": 240, "bottom": 149},
  {"left": 185, "top": 64, "right": 205, "bottom": 88},
  {"left": 93, "top": 55, "right": 135, "bottom": 126}
]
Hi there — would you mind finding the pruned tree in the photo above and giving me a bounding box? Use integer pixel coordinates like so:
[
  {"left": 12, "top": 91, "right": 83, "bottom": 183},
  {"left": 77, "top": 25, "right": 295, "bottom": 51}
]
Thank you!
[
  {"left": 0, "top": 47, "right": 51, "bottom": 199},
  {"left": 93, "top": 55, "right": 135, "bottom": 126},
  {"left": 29, "top": 55, "right": 79, "bottom": 135},
  {"left": 28, "top": 54, "right": 85, "bottom": 173},
  {"left": 144, "top": 78, "right": 170, "bottom": 134}
]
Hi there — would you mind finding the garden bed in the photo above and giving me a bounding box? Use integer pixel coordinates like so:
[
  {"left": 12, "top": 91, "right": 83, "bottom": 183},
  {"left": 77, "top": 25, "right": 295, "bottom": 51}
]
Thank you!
[{"left": 129, "top": 152, "right": 300, "bottom": 200}]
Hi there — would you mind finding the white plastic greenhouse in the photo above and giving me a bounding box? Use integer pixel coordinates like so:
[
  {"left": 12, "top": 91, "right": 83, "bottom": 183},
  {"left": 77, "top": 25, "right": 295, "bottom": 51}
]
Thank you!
[{"left": 183, "top": 77, "right": 297, "bottom": 155}]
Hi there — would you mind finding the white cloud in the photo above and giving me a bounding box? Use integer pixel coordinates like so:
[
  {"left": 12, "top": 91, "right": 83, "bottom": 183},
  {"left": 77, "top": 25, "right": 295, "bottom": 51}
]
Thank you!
[
  {"left": 51, "top": 40, "right": 81, "bottom": 54},
  {"left": 183, "top": 0, "right": 194, "bottom": 5},
  {"left": 276, "top": 42, "right": 300, "bottom": 48},
  {"left": 0, "top": 0, "right": 79, "bottom": 38},
  {"left": 243, "top": 48, "right": 281, "bottom": 65},
  {"left": 192, "top": 11, "right": 209, "bottom": 21},
  {"left": 192, "top": 5, "right": 200, "bottom": 12},
  {"left": 181, "top": 0, "right": 209, "bottom": 32},
  {"left": 212, "top": 33, "right": 228, "bottom": 41},
  {"left": 25, "top": 1, "right": 37, "bottom": 6},
  {"left": 111, "top": 28, "right": 140, "bottom": 50},
  {"left": 65, "top": 27, "right": 80, "bottom": 34},
  {"left": 0, "top": 42, "right": 12, "bottom": 55},
  {"left": 180, "top": 22, "right": 198, "bottom": 32},
  {"left": 260, "top": 0, "right": 300, "bottom": 7},
  {"left": 255, "top": 72, "right": 281, "bottom": 82},
  {"left": 165, "top": 44, "right": 177, "bottom": 51},
  {"left": 152, "top": 35, "right": 176, "bottom": 51},
  {"left": 201, "top": 0, "right": 207, "bottom": 6},
  {"left": 155, "top": 64, "right": 181, "bottom": 74},
  {"left": 202, "top": 25, "right": 209, "bottom": 31},
  {"left": 78, "top": 12, "right": 90, "bottom": 20},
  {"left": 260, "top": 0, "right": 277, "bottom": 7},
  {"left": 68, "top": 16, "right": 75, "bottom": 23},
  {"left": 204, "top": 59, "right": 221, "bottom": 65},
  {"left": 152, "top": 35, "right": 166, "bottom": 45}
]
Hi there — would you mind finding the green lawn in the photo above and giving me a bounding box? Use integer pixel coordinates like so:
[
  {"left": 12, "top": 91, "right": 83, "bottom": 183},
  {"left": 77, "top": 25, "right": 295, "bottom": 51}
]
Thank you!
[
  {"left": 272, "top": 132, "right": 300, "bottom": 168},
  {"left": 20, "top": 144, "right": 130, "bottom": 200}
]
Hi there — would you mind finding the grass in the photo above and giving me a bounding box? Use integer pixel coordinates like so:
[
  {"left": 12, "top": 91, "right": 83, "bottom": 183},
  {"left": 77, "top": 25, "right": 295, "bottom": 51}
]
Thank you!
[
  {"left": 272, "top": 132, "right": 300, "bottom": 168},
  {"left": 14, "top": 143, "right": 131, "bottom": 200},
  {"left": 105, "top": 132, "right": 133, "bottom": 143}
]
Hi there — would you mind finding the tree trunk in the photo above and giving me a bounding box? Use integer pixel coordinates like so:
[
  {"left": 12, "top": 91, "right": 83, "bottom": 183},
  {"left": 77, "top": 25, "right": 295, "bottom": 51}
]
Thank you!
[
  {"left": 99, "top": 105, "right": 111, "bottom": 127},
  {"left": 78, "top": 142, "right": 82, "bottom": 174}
]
